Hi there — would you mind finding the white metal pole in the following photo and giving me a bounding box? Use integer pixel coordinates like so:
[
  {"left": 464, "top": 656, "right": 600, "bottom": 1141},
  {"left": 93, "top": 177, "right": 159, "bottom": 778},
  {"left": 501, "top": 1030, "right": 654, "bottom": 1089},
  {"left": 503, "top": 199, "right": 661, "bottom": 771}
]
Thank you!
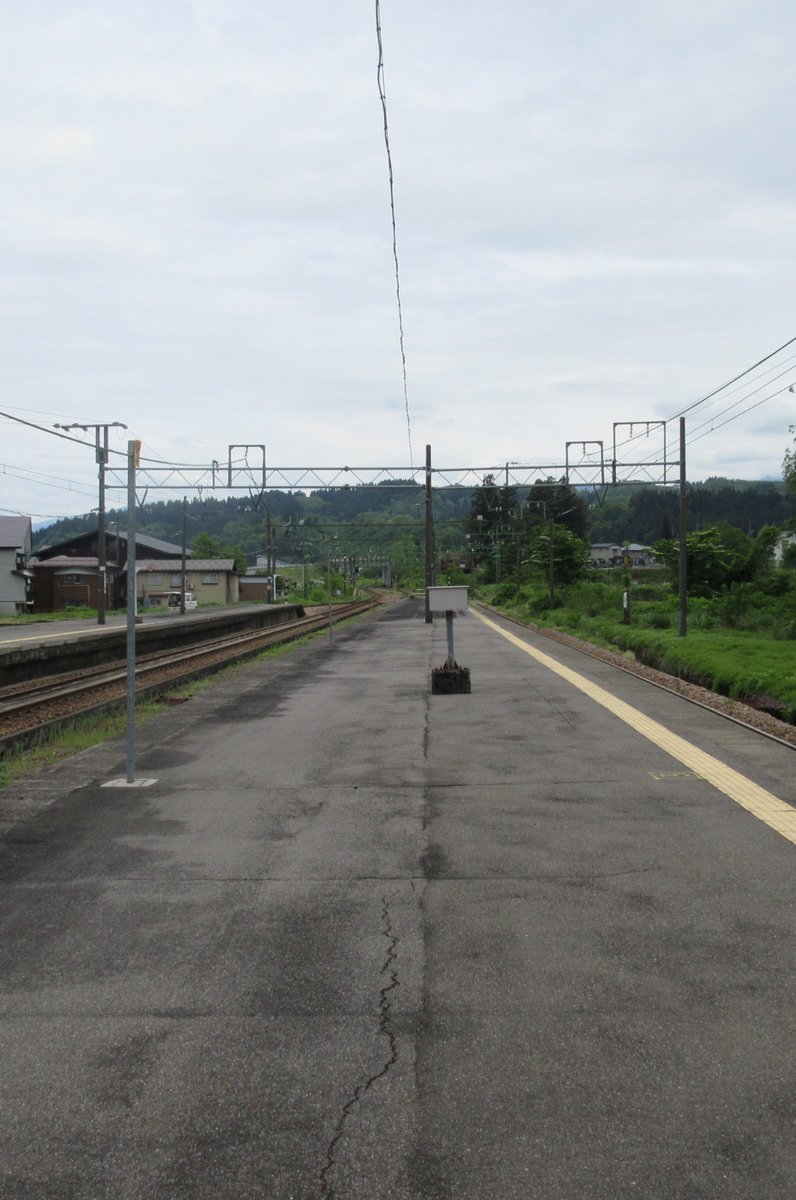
[
  {"left": 125, "top": 440, "right": 139, "bottom": 782},
  {"left": 327, "top": 535, "right": 334, "bottom": 646}
]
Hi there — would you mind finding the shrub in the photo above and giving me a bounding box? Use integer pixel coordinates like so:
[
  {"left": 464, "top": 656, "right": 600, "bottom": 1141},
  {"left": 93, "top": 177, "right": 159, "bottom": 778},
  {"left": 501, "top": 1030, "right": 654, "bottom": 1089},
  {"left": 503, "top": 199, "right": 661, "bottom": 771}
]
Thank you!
[
  {"left": 561, "top": 580, "right": 619, "bottom": 618},
  {"left": 494, "top": 583, "right": 520, "bottom": 606},
  {"left": 760, "top": 569, "right": 795, "bottom": 597}
]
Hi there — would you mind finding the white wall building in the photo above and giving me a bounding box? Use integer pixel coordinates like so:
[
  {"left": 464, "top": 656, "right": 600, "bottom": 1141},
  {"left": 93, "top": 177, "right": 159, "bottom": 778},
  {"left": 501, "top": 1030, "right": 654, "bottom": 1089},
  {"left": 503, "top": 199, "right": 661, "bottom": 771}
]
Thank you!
[{"left": 0, "top": 516, "right": 33, "bottom": 615}]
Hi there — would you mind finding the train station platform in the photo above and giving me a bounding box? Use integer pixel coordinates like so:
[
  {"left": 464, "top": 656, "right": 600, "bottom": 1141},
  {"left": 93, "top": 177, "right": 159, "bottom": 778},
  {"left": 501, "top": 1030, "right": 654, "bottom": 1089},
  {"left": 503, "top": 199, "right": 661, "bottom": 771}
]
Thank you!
[{"left": 0, "top": 596, "right": 794, "bottom": 1198}]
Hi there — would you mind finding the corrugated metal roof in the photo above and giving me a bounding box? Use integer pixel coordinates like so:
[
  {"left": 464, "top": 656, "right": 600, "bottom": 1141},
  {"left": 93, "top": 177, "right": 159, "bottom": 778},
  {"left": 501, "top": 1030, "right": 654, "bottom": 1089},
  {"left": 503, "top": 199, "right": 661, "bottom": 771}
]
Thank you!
[
  {"left": 135, "top": 559, "right": 235, "bottom": 572},
  {"left": 35, "top": 529, "right": 188, "bottom": 558},
  {"left": 122, "top": 532, "right": 189, "bottom": 555},
  {"left": 30, "top": 556, "right": 98, "bottom": 569}
]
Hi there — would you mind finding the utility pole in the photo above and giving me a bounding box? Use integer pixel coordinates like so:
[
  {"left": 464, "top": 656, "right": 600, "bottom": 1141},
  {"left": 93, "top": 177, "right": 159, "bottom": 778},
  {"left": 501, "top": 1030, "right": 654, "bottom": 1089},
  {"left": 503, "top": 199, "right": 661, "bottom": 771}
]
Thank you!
[
  {"left": 181, "top": 496, "right": 188, "bottom": 615},
  {"left": 678, "top": 417, "right": 688, "bottom": 637},
  {"left": 54, "top": 420, "right": 127, "bottom": 624},
  {"left": 425, "top": 444, "right": 434, "bottom": 623},
  {"left": 622, "top": 544, "right": 631, "bottom": 624},
  {"left": 548, "top": 517, "right": 555, "bottom": 607},
  {"left": 125, "top": 439, "right": 141, "bottom": 782},
  {"left": 268, "top": 514, "right": 275, "bottom": 598},
  {"left": 326, "top": 534, "right": 334, "bottom": 646}
]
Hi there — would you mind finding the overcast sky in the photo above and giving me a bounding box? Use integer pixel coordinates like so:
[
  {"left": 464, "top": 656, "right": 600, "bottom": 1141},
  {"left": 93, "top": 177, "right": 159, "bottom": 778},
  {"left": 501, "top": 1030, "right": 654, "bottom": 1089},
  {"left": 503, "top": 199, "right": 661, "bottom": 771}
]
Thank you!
[{"left": 3, "top": 0, "right": 796, "bottom": 522}]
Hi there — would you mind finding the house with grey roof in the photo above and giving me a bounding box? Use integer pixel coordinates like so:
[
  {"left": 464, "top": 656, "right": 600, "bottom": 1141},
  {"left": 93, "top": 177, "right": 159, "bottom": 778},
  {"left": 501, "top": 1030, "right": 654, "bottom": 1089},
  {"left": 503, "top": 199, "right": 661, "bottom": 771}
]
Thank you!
[
  {"left": 0, "top": 516, "right": 33, "bottom": 615},
  {"left": 136, "top": 560, "right": 239, "bottom": 609},
  {"left": 31, "top": 528, "right": 190, "bottom": 611}
]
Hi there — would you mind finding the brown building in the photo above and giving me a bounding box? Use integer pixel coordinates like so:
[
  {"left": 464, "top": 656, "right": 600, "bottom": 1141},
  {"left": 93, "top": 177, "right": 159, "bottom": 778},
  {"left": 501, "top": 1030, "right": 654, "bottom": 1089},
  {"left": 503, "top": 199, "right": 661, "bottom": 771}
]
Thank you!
[
  {"left": 31, "top": 529, "right": 188, "bottom": 612},
  {"left": 30, "top": 557, "right": 102, "bottom": 612}
]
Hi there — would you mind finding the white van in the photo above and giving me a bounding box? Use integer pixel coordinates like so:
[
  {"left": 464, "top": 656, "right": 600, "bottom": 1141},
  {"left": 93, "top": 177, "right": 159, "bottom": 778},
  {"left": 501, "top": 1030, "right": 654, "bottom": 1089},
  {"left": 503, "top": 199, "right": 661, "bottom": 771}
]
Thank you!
[{"left": 167, "top": 591, "right": 198, "bottom": 610}]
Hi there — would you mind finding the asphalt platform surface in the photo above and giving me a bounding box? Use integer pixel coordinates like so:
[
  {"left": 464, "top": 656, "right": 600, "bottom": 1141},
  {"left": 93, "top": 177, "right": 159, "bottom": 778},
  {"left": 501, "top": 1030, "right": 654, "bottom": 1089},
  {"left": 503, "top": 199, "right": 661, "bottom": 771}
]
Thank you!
[{"left": 0, "top": 596, "right": 793, "bottom": 1198}]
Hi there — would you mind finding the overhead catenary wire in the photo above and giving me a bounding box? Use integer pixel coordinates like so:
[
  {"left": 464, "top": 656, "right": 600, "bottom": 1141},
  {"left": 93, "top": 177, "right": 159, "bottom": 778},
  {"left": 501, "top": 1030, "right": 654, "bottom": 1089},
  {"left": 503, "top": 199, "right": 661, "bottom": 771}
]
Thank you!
[
  {"left": 581, "top": 337, "right": 796, "bottom": 483},
  {"left": 685, "top": 369, "right": 796, "bottom": 440},
  {"left": 605, "top": 349, "right": 796, "bottom": 463},
  {"left": 686, "top": 383, "right": 794, "bottom": 446},
  {"left": 665, "top": 333, "right": 796, "bottom": 423},
  {"left": 375, "top": 0, "right": 414, "bottom": 473}
]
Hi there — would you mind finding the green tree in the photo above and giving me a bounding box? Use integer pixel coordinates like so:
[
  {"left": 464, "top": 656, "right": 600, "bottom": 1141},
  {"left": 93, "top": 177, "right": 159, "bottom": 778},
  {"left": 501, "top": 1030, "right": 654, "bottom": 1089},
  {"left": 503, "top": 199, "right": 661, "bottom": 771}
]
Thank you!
[
  {"left": 468, "top": 475, "right": 520, "bottom": 580},
  {"left": 191, "top": 531, "right": 247, "bottom": 573},
  {"left": 747, "top": 524, "right": 780, "bottom": 578},
  {"left": 388, "top": 534, "right": 422, "bottom": 589},
  {"left": 656, "top": 523, "right": 781, "bottom": 597},
  {"left": 659, "top": 510, "right": 673, "bottom": 540},
  {"left": 526, "top": 477, "right": 588, "bottom": 540},
  {"left": 654, "top": 527, "right": 743, "bottom": 597},
  {"left": 227, "top": 544, "right": 249, "bottom": 574},
  {"left": 192, "top": 532, "right": 223, "bottom": 557},
  {"left": 784, "top": 427, "right": 796, "bottom": 495},
  {"left": 528, "top": 523, "right": 589, "bottom": 595},
  {"left": 468, "top": 474, "right": 502, "bottom": 544}
]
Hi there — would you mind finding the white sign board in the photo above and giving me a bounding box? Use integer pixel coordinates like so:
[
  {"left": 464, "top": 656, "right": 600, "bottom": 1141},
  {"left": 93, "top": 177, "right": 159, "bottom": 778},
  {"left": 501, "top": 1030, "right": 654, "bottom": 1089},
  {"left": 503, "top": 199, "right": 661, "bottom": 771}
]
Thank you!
[{"left": 427, "top": 585, "right": 469, "bottom": 613}]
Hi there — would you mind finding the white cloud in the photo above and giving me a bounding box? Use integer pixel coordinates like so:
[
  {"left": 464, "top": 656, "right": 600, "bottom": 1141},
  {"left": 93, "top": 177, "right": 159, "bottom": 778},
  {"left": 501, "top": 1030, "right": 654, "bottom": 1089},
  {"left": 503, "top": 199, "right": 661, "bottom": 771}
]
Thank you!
[{"left": 1, "top": 0, "right": 796, "bottom": 518}]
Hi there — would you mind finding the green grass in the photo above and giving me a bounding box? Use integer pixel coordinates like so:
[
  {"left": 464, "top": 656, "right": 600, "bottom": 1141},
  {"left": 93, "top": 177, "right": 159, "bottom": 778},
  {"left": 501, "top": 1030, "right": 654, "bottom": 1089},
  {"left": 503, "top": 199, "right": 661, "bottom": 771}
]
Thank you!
[
  {"left": 478, "top": 581, "right": 796, "bottom": 722},
  {"left": 0, "top": 700, "right": 165, "bottom": 789}
]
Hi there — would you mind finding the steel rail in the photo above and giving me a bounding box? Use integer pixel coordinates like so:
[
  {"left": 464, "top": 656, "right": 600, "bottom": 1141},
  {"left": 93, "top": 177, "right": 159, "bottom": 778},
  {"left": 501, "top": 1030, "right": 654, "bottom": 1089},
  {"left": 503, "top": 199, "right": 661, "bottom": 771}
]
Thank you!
[
  {"left": 0, "top": 599, "right": 377, "bottom": 751},
  {"left": 0, "top": 614, "right": 342, "bottom": 710}
]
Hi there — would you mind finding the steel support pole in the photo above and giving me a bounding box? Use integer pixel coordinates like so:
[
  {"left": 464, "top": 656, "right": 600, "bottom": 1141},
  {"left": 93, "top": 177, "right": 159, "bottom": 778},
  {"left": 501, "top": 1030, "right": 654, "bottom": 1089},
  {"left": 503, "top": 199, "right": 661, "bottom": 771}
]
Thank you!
[
  {"left": 678, "top": 417, "right": 688, "bottom": 637},
  {"left": 445, "top": 611, "right": 455, "bottom": 667},
  {"left": 181, "top": 495, "right": 188, "bottom": 614},
  {"left": 96, "top": 427, "right": 108, "bottom": 625},
  {"left": 548, "top": 519, "right": 555, "bottom": 607},
  {"left": 125, "top": 440, "right": 139, "bottom": 783},
  {"left": 425, "top": 444, "right": 433, "bottom": 623},
  {"left": 327, "top": 536, "right": 334, "bottom": 647}
]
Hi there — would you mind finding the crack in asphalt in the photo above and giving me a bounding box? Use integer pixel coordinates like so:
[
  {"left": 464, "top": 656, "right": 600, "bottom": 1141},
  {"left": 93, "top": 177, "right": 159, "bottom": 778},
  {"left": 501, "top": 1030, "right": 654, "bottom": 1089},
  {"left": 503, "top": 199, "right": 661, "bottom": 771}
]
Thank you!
[{"left": 319, "top": 896, "right": 400, "bottom": 1199}]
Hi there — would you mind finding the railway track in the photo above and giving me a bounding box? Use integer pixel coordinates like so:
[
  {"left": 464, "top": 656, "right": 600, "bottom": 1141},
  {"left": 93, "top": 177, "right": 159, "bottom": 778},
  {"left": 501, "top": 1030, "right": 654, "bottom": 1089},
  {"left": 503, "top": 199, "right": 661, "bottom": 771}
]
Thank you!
[{"left": 0, "top": 599, "right": 378, "bottom": 754}]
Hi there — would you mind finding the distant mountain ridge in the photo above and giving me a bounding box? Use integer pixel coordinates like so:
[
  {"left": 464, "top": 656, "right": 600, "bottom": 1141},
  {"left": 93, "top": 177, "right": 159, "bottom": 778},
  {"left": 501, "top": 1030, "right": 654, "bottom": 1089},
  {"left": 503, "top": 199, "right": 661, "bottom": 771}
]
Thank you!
[{"left": 31, "top": 478, "right": 796, "bottom": 560}]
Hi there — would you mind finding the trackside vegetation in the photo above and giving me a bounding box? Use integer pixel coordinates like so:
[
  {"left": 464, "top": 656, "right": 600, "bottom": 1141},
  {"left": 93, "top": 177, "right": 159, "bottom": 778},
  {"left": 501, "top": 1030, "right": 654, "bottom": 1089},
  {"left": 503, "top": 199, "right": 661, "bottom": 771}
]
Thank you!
[
  {"left": 459, "top": 476, "right": 796, "bottom": 722},
  {"left": 478, "top": 579, "right": 796, "bottom": 721}
]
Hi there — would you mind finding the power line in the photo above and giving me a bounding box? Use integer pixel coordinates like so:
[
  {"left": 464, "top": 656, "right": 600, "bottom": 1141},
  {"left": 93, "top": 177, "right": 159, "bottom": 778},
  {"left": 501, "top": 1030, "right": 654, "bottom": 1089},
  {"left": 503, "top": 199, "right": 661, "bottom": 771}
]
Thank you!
[
  {"left": 593, "top": 338, "right": 796, "bottom": 482},
  {"left": 375, "top": 0, "right": 414, "bottom": 473},
  {"left": 0, "top": 463, "right": 96, "bottom": 498},
  {"left": 686, "top": 382, "right": 794, "bottom": 446},
  {"left": 1, "top": 505, "right": 85, "bottom": 519},
  {"left": 686, "top": 369, "right": 795, "bottom": 440},
  {"left": 665, "top": 334, "right": 796, "bottom": 423},
  {"left": 0, "top": 401, "right": 92, "bottom": 421},
  {"left": 0, "top": 408, "right": 98, "bottom": 450}
]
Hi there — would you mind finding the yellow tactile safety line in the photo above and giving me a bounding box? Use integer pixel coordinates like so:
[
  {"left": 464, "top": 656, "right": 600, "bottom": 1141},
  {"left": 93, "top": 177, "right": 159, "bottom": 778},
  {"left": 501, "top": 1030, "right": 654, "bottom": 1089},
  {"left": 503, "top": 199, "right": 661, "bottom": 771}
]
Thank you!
[{"left": 473, "top": 609, "right": 796, "bottom": 847}]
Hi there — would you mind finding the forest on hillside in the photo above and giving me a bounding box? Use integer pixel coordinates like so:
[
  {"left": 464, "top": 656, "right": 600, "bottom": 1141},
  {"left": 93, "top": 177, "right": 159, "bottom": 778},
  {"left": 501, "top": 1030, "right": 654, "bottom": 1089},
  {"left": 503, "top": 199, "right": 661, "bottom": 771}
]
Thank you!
[
  {"left": 587, "top": 478, "right": 796, "bottom": 544},
  {"left": 33, "top": 477, "right": 796, "bottom": 565}
]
